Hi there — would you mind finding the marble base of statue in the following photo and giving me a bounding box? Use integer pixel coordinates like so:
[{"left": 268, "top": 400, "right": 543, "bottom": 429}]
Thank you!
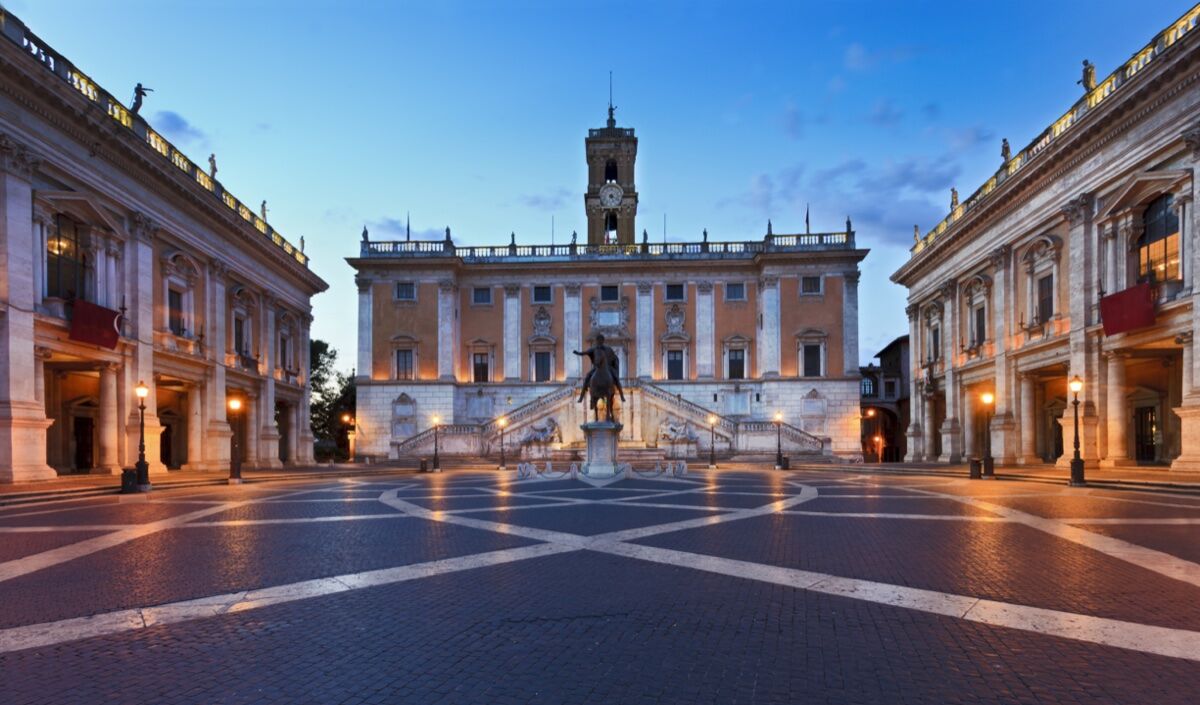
[{"left": 580, "top": 421, "right": 623, "bottom": 478}]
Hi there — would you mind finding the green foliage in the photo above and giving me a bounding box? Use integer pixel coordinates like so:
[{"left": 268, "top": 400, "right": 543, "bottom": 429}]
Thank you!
[{"left": 309, "top": 339, "right": 355, "bottom": 453}]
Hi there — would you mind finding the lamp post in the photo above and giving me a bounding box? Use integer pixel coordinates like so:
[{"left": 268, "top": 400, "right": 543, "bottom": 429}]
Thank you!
[
  {"left": 864, "top": 408, "right": 877, "bottom": 461},
  {"left": 497, "top": 416, "right": 508, "bottom": 471},
  {"left": 134, "top": 381, "right": 151, "bottom": 492},
  {"left": 981, "top": 392, "right": 995, "bottom": 478},
  {"left": 773, "top": 411, "right": 784, "bottom": 470},
  {"left": 431, "top": 414, "right": 441, "bottom": 472},
  {"left": 342, "top": 413, "right": 356, "bottom": 463},
  {"left": 1068, "top": 375, "right": 1085, "bottom": 486},
  {"left": 227, "top": 397, "right": 243, "bottom": 484},
  {"left": 708, "top": 414, "right": 717, "bottom": 469}
]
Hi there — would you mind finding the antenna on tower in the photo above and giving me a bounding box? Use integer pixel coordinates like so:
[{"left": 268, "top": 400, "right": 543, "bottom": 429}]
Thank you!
[{"left": 607, "top": 71, "right": 616, "bottom": 127}]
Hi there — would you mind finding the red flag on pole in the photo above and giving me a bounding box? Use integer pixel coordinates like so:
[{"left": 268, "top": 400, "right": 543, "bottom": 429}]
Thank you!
[
  {"left": 1099, "top": 282, "right": 1156, "bottom": 336},
  {"left": 69, "top": 299, "right": 122, "bottom": 349}
]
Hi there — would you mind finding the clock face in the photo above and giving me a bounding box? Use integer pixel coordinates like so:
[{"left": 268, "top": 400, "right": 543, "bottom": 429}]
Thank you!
[{"left": 599, "top": 184, "right": 623, "bottom": 208}]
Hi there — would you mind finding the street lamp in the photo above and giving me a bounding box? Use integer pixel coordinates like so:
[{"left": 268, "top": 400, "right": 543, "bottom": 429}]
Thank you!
[
  {"left": 873, "top": 434, "right": 883, "bottom": 462},
  {"left": 773, "top": 411, "right": 784, "bottom": 470},
  {"left": 864, "top": 408, "right": 877, "bottom": 461},
  {"left": 341, "top": 413, "right": 356, "bottom": 463},
  {"left": 227, "top": 397, "right": 243, "bottom": 484},
  {"left": 708, "top": 414, "right": 717, "bottom": 469},
  {"left": 497, "top": 416, "right": 508, "bottom": 471},
  {"left": 1068, "top": 375, "right": 1085, "bottom": 486},
  {"left": 981, "top": 391, "right": 995, "bottom": 479},
  {"left": 134, "top": 381, "right": 151, "bottom": 492},
  {"left": 431, "top": 414, "right": 441, "bottom": 472}
]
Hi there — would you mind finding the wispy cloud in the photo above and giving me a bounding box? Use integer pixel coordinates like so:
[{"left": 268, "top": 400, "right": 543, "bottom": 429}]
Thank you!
[
  {"left": 371, "top": 217, "right": 442, "bottom": 240},
  {"left": 867, "top": 99, "right": 904, "bottom": 127},
  {"left": 517, "top": 188, "right": 572, "bottom": 211},
  {"left": 781, "top": 103, "right": 805, "bottom": 139},
  {"left": 843, "top": 43, "right": 921, "bottom": 72},
  {"left": 945, "top": 125, "right": 995, "bottom": 153},
  {"left": 152, "top": 110, "right": 206, "bottom": 145}
]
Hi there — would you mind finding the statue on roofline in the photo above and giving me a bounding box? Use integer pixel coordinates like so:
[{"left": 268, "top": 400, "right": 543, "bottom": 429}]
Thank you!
[{"left": 1078, "top": 60, "right": 1096, "bottom": 92}]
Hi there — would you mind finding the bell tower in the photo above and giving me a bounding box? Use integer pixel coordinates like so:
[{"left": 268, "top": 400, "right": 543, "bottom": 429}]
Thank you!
[{"left": 585, "top": 100, "right": 638, "bottom": 245}]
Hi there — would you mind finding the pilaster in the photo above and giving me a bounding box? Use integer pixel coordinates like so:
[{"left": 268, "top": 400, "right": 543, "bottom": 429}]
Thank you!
[
  {"left": 635, "top": 282, "right": 653, "bottom": 379},
  {"left": 503, "top": 284, "right": 521, "bottom": 381},
  {"left": 695, "top": 281, "right": 714, "bottom": 378},
  {"left": 759, "top": 276, "right": 780, "bottom": 378},
  {"left": 356, "top": 275, "right": 373, "bottom": 379},
  {"left": 842, "top": 270, "right": 860, "bottom": 375},
  {"left": 564, "top": 284, "right": 582, "bottom": 379},
  {"left": 437, "top": 280, "right": 457, "bottom": 380},
  {"left": 123, "top": 211, "right": 165, "bottom": 475},
  {"left": 258, "top": 292, "right": 281, "bottom": 469}
]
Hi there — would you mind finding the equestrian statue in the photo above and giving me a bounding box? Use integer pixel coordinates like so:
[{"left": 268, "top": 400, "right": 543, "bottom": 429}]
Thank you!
[{"left": 573, "top": 334, "right": 625, "bottom": 422}]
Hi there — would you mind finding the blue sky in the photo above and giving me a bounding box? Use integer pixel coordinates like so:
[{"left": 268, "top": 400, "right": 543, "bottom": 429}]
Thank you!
[{"left": 8, "top": 0, "right": 1192, "bottom": 370}]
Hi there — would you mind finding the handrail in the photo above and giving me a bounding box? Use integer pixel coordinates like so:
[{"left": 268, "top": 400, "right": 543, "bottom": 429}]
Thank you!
[
  {"left": 0, "top": 11, "right": 310, "bottom": 269},
  {"left": 911, "top": 2, "right": 1200, "bottom": 258},
  {"left": 634, "top": 380, "right": 737, "bottom": 434},
  {"left": 359, "top": 231, "right": 855, "bottom": 260},
  {"left": 481, "top": 386, "right": 575, "bottom": 435}
]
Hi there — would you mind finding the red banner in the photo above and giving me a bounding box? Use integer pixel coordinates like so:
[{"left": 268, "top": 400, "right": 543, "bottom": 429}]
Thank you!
[
  {"left": 1099, "top": 282, "right": 1156, "bottom": 336},
  {"left": 69, "top": 299, "right": 121, "bottom": 349}
]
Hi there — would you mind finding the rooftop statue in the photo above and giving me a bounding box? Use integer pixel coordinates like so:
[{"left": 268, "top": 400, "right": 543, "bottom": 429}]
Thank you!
[
  {"left": 1078, "top": 59, "right": 1097, "bottom": 92},
  {"left": 950, "top": 187, "right": 959, "bottom": 210},
  {"left": 913, "top": 224, "right": 920, "bottom": 243},
  {"left": 361, "top": 225, "right": 369, "bottom": 243},
  {"left": 130, "top": 83, "right": 153, "bottom": 115},
  {"left": 1001, "top": 138, "right": 1011, "bottom": 162},
  {"left": 574, "top": 333, "right": 624, "bottom": 422},
  {"left": 261, "top": 200, "right": 268, "bottom": 220},
  {"left": 208, "top": 153, "right": 218, "bottom": 178}
]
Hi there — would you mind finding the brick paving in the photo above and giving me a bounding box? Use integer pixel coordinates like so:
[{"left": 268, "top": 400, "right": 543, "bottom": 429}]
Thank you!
[{"left": 0, "top": 467, "right": 1198, "bottom": 703}]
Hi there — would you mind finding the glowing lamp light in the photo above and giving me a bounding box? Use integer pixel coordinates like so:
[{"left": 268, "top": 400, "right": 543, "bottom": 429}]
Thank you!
[
  {"left": 341, "top": 413, "right": 352, "bottom": 424},
  {"left": 774, "top": 411, "right": 783, "bottom": 423},
  {"left": 135, "top": 381, "right": 149, "bottom": 399},
  {"left": 227, "top": 397, "right": 242, "bottom": 412},
  {"left": 431, "top": 414, "right": 442, "bottom": 425},
  {"left": 866, "top": 408, "right": 876, "bottom": 417},
  {"left": 1069, "top": 376, "right": 1084, "bottom": 394},
  {"left": 498, "top": 416, "right": 508, "bottom": 428},
  {"left": 873, "top": 435, "right": 882, "bottom": 443},
  {"left": 981, "top": 392, "right": 995, "bottom": 406},
  {"left": 708, "top": 415, "right": 717, "bottom": 426}
]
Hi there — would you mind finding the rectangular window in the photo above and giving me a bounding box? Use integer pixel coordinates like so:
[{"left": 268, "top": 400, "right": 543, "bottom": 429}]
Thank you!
[
  {"left": 472, "top": 287, "right": 492, "bottom": 305},
  {"left": 533, "top": 285, "right": 552, "bottom": 303},
  {"left": 930, "top": 327, "right": 940, "bottom": 361},
  {"left": 727, "top": 349, "right": 745, "bottom": 379},
  {"left": 47, "top": 216, "right": 84, "bottom": 301},
  {"left": 665, "top": 284, "right": 685, "bottom": 301},
  {"left": 473, "top": 352, "right": 489, "bottom": 383},
  {"left": 801, "top": 276, "right": 822, "bottom": 295},
  {"left": 725, "top": 282, "right": 745, "bottom": 301},
  {"left": 1036, "top": 274, "right": 1054, "bottom": 324},
  {"left": 666, "top": 350, "right": 684, "bottom": 380},
  {"left": 395, "top": 282, "right": 416, "bottom": 301},
  {"left": 234, "top": 316, "right": 247, "bottom": 355},
  {"left": 168, "top": 289, "right": 185, "bottom": 336},
  {"left": 973, "top": 305, "right": 986, "bottom": 346},
  {"left": 600, "top": 285, "right": 620, "bottom": 302},
  {"left": 884, "top": 380, "right": 898, "bottom": 399},
  {"left": 802, "top": 344, "right": 822, "bottom": 377},
  {"left": 395, "top": 349, "right": 414, "bottom": 380},
  {"left": 534, "top": 351, "right": 551, "bottom": 382}
]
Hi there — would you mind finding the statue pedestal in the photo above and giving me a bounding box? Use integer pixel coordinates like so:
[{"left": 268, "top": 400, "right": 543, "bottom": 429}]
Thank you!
[{"left": 581, "top": 421, "right": 623, "bottom": 478}]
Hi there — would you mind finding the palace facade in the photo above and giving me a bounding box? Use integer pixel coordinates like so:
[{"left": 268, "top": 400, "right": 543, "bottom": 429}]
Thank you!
[
  {"left": 0, "top": 12, "right": 327, "bottom": 482},
  {"left": 348, "top": 111, "right": 868, "bottom": 463},
  {"left": 892, "top": 4, "right": 1200, "bottom": 471}
]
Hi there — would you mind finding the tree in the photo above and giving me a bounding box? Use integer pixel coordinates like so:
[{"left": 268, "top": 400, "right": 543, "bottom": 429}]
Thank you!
[{"left": 309, "top": 339, "right": 354, "bottom": 454}]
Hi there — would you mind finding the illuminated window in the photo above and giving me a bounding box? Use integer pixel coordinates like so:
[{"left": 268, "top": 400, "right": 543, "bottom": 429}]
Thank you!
[
  {"left": 47, "top": 215, "right": 85, "bottom": 300},
  {"left": 1138, "top": 194, "right": 1180, "bottom": 284}
]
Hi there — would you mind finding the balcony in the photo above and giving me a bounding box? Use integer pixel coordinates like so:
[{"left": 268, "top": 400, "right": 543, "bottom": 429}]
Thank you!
[{"left": 359, "top": 231, "right": 857, "bottom": 263}]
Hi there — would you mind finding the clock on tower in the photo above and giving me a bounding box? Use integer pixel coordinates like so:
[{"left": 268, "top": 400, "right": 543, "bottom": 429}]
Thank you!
[{"left": 584, "top": 102, "right": 638, "bottom": 245}]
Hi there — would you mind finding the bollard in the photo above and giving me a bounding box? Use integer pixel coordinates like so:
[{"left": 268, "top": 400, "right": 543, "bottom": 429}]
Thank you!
[
  {"left": 120, "top": 468, "right": 138, "bottom": 494},
  {"left": 969, "top": 458, "right": 982, "bottom": 479},
  {"left": 419, "top": 459, "right": 428, "bottom": 472}
]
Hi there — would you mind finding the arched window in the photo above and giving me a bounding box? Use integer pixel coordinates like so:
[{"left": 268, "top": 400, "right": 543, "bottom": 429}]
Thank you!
[
  {"left": 604, "top": 212, "right": 618, "bottom": 243},
  {"left": 604, "top": 160, "right": 618, "bottom": 183},
  {"left": 1138, "top": 194, "right": 1180, "bottom": 284},
  {"left": 861, "top": 376, "right": 876, "bottom": 397}
]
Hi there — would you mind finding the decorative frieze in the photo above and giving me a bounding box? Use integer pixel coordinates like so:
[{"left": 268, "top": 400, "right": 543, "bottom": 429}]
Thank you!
[{"left": 0, "top": 133, "right": 40, "bottom": 179}]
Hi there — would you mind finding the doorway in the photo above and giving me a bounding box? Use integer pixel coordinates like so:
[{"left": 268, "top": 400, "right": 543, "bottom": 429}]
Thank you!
[
  {"left": 1134, "top": 406, "right": 1158, "bottom": 463},
  {"left": 73, "top": 416, "right": 94, "bottom": 472}
]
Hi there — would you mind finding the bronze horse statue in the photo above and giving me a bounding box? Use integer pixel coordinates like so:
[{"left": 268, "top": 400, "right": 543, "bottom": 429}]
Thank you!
[{"left": 573, "top": 334, "right": 625, "bottom": 422}]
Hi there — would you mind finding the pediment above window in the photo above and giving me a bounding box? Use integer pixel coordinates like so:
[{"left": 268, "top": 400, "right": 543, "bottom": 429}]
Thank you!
[{"left": 1099, "top": 169, "right": 1190, "bottom": 219}]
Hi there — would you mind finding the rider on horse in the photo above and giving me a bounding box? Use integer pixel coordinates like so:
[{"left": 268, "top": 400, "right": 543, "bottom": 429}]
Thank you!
[{"left": 573, "top": 334, "right": 626, "bottom": 405}]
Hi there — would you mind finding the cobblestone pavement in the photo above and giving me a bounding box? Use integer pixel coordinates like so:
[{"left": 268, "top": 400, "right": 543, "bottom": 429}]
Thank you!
[{"left": 1, "top": 468, "right": 1199, "bottom": 704}]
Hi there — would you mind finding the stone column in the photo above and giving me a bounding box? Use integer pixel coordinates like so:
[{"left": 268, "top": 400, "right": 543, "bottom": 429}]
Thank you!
[
  {"left": 1060, "top": 193, "right": 1101, "bottom": 468},
  {"left": 759, "top": 276, "right": 780, "bottom": 378},
  {"left": 635, "top": 282, "right": 653, "bottom": 379},
  {"left": 936, "top": 283, "right": 961, "bottom": 463},
  {"left": 31, "top": 206, "right": 49, "bottom": 307},
  {"left": 95, "top": 363, "right": 121, "bottom": 475},
  {"left": 1018, "top": 373, "right": 1038, "bottom": 464},
  {"left": 564, "top": 284, "right": 582, "bottom": 379},
  {"left": 356, "top": 276, "right": 372, "bottom": 379},
  {"left": 1173, "top": 128, "right": 1200, "bottom": 471},
  {"left": 904, "top": 304, "right": 923, "bottom": 461},
  {"left": 258, "top": 294, "right": 280, "bottom": 468},
  {"left": 842, "top": 271, "right": 860, "bottom": 375},
  {"left": 923, "top": 390, "right": 937, "bottom": 462},
  {"left": 123, "top": 211, "right": 165, "bottom": 475},
  {"left": 205, "top": 259, "right": 231, "bottom": 470},
  {"left": 0, "top": 134, "right": 55, "bottom": 482},
  {"left": 245, "top": 394, "right": 260, "bottom": 468},
  {"left": 503, "top": 284, "right": 521, "bottom": 381},
  {"left": 287, "top": 404, "right": 299, "bottom": 466},
  {"left": 182, "top": 382, "right": 205, "bottom": 471},
  {"left": 1102, "top": 221, "right": 1118, "bottom": 296},
  {"left": 92, "top": 234, "right": 109, "bottom": 309},
  {"left": 296, "top": 314, "right": 315, "bottom": 464},
  {"left": 1101, "top": 351, "right": 1132, "bottom": 467},
  {"left": 962, "top": 386, "right": 975, "bottom": 459},
  {"left": 695, "top": 281, "right": 714, "bottom": 378},
  {"left": 437, "top": 280, "right": 457, "bottom": 380},
  {"left": 989, "top": 246, "right": 1016, "bottom": 463}
]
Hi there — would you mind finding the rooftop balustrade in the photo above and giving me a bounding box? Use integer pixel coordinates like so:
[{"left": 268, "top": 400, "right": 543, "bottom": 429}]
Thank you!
[
  {"left": 910, "top": 2, "right": 1200, "bottom": 258},
  {"left": 359, "top": 230, "right": 856, "bottom": 261},
  {"left": 0, "top": 11, "right": 310, "bottom": 268}
]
